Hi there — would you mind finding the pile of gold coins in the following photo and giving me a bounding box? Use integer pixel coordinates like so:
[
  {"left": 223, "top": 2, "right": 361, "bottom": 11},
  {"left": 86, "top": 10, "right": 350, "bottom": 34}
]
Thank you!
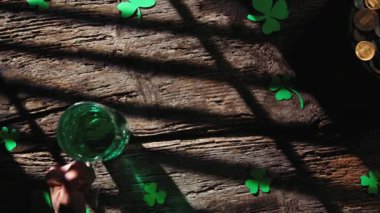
[{"left": 353, "top": 0, "right": 380, "bottom": 74}]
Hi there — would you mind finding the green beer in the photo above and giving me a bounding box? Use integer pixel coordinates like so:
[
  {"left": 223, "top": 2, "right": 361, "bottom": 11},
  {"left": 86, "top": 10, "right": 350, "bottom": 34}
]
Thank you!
[{"left": 57, "top": 102, "right": 130, "bottom": 161}]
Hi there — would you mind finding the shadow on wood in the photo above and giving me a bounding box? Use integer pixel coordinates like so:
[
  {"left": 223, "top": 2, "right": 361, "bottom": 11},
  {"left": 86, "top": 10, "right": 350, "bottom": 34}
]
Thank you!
[{"left": 103, "top": 143, "right": 194, "bottom": 212}]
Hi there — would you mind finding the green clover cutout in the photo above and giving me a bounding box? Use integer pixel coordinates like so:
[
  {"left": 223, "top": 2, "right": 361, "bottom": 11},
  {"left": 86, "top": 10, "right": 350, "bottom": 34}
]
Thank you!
[
  {"left": 361, "top": 170, "right": 380, "bottom": 195},
  {"left": 117, "top": 0, "right": 156, "bottom": 20},
  {"left": 26, "top": 0, "right": 49, "bottom": 10},
  {"left": 245, "top": 168, "right": 272, "bottom": 195},
  {"left": 270, "top": 75, "right": 304, "bottom": 109},
  {"left": 247, "top": 0, "right": 289, "bottom": 35},
  {"left": 0, "top": 126, "right": 18, "bottom": 152},
  {"left": 143, "top": 182, "right": 167, "bottom": 207}
]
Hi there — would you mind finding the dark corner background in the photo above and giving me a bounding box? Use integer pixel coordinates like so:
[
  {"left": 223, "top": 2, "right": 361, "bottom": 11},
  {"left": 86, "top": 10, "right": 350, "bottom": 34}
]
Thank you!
[{"left": 284, "top": 0, "right": 380, "bottom": 133}]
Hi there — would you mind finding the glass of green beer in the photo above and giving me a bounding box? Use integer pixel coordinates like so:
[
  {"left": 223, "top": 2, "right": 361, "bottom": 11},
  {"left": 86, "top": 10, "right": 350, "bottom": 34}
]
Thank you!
[{"left": 57, "top": 102, "right": 130, "bottom": 161}]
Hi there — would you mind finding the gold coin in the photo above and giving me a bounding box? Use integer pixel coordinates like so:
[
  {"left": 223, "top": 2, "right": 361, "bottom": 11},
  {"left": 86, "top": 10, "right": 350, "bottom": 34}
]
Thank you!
[
  {"left": 355, "top": 41, "right": 376, "bottom": 61},
  {"left": 354, "top": 8, "right": 378, "bottom": 31},
  {"left": 365, "top": 0, "right": 380, "bottom": 10}
]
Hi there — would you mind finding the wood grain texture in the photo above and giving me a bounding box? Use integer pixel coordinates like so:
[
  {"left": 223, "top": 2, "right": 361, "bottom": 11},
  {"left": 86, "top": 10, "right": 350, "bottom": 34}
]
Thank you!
[
  {"left": 0, "top": 0, "right": 328, "bottom": 151},
  {"left": 1, "top": 132, "right": 380, "bottom": 212},
  {"left": 3, "top": 0, "right": 379, "bottom": 212}
]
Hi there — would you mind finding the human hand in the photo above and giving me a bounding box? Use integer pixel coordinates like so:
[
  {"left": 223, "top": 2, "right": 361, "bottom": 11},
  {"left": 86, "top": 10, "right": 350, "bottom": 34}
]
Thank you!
[{"left": 46, "top": 161, "right": 95, "bottom": 213}]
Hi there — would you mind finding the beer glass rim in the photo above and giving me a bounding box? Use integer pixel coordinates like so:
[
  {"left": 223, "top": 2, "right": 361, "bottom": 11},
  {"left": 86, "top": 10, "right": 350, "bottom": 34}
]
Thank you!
[{"left": 57, "top": 101, "right": 120, "bottom": 161}]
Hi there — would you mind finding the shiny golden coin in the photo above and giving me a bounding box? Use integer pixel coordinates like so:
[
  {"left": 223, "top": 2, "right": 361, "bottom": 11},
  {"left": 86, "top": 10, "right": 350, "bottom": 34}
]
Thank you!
[
  {"left": 355, "top": 41, "right": 376, "bottom": 61},
  {"left": 354, "top": 8, "right": 378, "bottom": 31},
  {"left": 365, "top": 0, "right": 380, "bottom": 10}
]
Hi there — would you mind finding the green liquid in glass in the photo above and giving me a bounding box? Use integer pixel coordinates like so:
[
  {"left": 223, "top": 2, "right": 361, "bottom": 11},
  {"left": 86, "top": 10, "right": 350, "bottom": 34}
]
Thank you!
[{"left": 57, "top": 102, "right": 130, "bottom": 161}]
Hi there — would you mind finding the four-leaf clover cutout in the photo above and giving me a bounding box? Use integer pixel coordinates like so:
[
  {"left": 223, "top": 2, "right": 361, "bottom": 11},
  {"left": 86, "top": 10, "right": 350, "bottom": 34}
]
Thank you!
[
  {"left": 245, "top": 168, "right": 272, "bottom": 195},
  {"left": 361, "top": 170, "right": 380, "bottom": 195},
  {"left": 0, "top": 126, "right": 18, "bottom": 152},
  {"left": 117, "top": 0, "right": 156, "bottom": 20},
  {"left": 247, "top": 0, "right": 289, "bottom": 35},
  {"left": 26, "top": 0, "right": 49, "bottom": 10},
  {"left": 270, "top": 75, "right": 304, "bottom": 109},
  {"left": 143, "top": 182, "right": 167, "bottom": 207}
]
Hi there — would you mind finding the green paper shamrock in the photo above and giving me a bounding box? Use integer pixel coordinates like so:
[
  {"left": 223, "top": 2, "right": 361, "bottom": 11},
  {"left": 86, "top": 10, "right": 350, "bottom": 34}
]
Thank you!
[
  {"left": 247, "top": 0, "right": 289, "bottom": 35},
  {"left": 361, "top": 170, "right": 380, "bottom": 195},
  {"left": 26, "top": 0, "right": 49, "bottom": 10},
  {"left": 270, "top": 75, "right": 304, "bottom": 109},
  {"left": 117, "top": 0, "right": 156, "bottom": 20},
  {"left": 143, "top": 182, "right": 167, "bottom": 207},
  {"left": 0, "top": 126, "right": 18, "bottom": 152},
  {"left": 245, "top": 168, "right": 271, "bottom": 195}
]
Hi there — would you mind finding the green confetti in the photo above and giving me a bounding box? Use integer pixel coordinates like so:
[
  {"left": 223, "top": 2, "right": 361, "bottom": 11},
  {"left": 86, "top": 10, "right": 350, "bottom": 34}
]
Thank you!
[
  {"left": 245, "top": 179, "right": 259, "bottom": 194},
  {"left": 130, "top": 0, "right": 156, "bottom": 8},
  {"left": 144, "top": 193, "right": 155, "bottom": 207},
  {"left": 117, "top": 2, "right": 138, "bottom": 18},
  {"left": 26, "top": 0, "right": 49, "bottom": 10},
  {"left": 269, "top": 75, "right": 304, "bottom": 109},
  {"left": 4, "top": 139, "right": 17, "bottom": 152},
  {"left": 155, "top": 190, "right": 167, "bottom": 204},
  {"left": 247, "top": 0, "right": 289, "bottom": 35},
  {"left": 245, "top": 168, "right": 272, "bottom": 195},
  {"left": 43, "top": 191, "right": 52, "bottom": 208},
  {"left": 136, "top": 8, "right": 142, "bottom": 21},
  {"left": 143, "top": 182, "right": 167, "bottom": 207},
  {"left": 117, "top": 0, "right": 156, "bottom": 20},
  {"left": 0, "top": 126, "right": 18, "bottom": 152},
  {"left": 275, "top": 88, "right": 292, "bottom": 100},
  {"left": 361, "top": 170, "right": 380, "bottom": 195}
]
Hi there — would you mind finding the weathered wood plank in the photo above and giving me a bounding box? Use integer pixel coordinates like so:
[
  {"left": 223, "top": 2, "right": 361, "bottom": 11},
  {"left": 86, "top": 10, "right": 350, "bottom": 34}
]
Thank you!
[
  {"left": 0, "top": 0, "right": 329, "bottom": 153},
  {"left": 2, "top": 132, "right": 380, "bottom": 212},
  {"left": 5, "top": 0, "right": 377, "bottom": 212}
]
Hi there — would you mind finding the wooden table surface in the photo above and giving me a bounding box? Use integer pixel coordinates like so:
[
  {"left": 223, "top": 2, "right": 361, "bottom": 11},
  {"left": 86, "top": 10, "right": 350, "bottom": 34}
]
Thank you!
[{"left": 1, "top": 0, "right": 380, "bottom": 212}]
